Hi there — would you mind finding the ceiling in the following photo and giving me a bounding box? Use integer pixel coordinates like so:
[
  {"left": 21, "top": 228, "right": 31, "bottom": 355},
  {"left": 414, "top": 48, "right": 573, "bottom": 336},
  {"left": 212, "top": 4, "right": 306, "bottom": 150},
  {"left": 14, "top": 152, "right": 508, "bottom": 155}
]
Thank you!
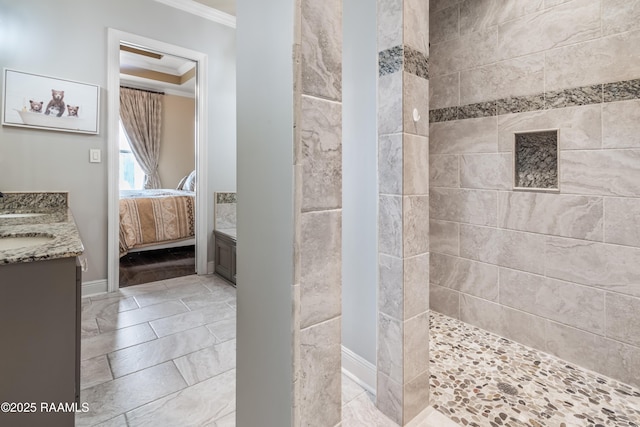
[
  {"left": 120, "top": 45, "right": 197, "bottom": 97},
  {"left": 120, "top": 0, "right": 235, "bottom": 96},
  {"left": 193, "top": 0, "right": 235, "bottom": 16}
]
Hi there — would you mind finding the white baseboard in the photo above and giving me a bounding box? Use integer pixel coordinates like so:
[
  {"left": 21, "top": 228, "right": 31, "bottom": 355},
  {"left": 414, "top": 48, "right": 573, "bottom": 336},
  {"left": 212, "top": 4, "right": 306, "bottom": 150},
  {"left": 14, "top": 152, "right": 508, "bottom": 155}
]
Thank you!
[
  {"left": 207, "top": 261, "right": 215, "bottom": 275},
  {"left": 82, "top": 279, "right": 108, "bottom": 297},
  {"left": 341, "top": 345, "right": 376, "bottom": 396}
]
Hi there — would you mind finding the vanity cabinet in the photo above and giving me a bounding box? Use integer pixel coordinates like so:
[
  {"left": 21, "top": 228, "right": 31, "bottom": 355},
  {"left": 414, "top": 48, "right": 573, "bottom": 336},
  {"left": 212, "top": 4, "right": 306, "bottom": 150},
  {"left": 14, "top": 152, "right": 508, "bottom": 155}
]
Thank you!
[
  {"left": 0, "top": 256, "right": 81, "bottom": 427},
  {"left": 214, "top": 230, "right": 236, "bottom": 285}
]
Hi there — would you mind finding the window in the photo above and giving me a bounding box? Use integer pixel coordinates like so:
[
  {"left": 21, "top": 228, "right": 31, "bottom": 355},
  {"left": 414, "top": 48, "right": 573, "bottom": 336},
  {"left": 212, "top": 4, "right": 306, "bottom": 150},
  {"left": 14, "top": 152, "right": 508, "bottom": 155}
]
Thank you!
[{"left": 119, "top": 121, "right": 145, "bottom": 190}]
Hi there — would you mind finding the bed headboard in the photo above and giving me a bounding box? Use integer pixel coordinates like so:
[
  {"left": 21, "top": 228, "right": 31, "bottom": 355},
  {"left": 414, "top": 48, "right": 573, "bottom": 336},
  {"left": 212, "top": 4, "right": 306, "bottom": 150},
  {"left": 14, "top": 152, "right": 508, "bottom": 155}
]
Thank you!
[{"left": 214, "top": 192, "right": 237, "bottom": 230}]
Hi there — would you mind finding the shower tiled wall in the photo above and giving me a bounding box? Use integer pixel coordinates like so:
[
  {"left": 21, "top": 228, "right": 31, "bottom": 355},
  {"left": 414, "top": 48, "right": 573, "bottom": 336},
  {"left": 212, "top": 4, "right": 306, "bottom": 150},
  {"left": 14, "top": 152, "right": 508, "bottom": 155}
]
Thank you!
[
  {"left": 429, "top": 0, "right": 640, "bottom": 388},
  {"left": 293, "top": 0, "right": 343, "bottom": 425},
  {"left": 377, "top": 0, "right": 430, "bottom": 424}
]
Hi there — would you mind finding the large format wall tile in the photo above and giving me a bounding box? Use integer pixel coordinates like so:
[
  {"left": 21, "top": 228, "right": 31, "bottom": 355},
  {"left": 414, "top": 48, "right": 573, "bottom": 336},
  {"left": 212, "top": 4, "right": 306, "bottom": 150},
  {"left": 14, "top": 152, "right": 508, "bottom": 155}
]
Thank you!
[
  {"left": 460, "top": 54, "right": 544, "bottom": 105},
  {"left": 594, "top": 335, "right": 640, "bottom": 389},
  {"left": 430, "top": 5, "right": 459, "bottom": 45},
  {"left": 379, "top": 195, "right": 403, "bottom": 257},
  {"left": 379, "top": 254, "right": 403, "bottom": 320},
  {"left": 545, "top": 237, "right": 640, "bottom": 297},
  {"left": 602, "top": 0, "right": 640, "bottom": 36},
  {"left": 301, "top": 0, "right": 342, "bottom": 100},
  {"left": 378, "top": 313, "right": 403, "bottom": 383},
  {"left": 499, "top": 268, "right": 605, "bottom": 334},
  {"left": 403, "top": 133, "right": 430, "bottom": 195},
  {"left": 497, "top": 104, "right": 601, "bottom": 151},
  {"left": 429, "top": 219, "right": 459, "bottom": 256},
  {"left": 379, "top": 72, "right": 403, "bottom": 135},
  {"left": 378, "top": 0, "right": 402, "bottom": 52},
  {"left": 429, "top": 284, "right": 459, "bottom": 318},
  {"left": 429, "top": 73, "right": 459, "bottom": 110},
  {"left": 403, "top": 370, "right": 430, "bottom": 423},
  {"left": 430, "top": 188, "right": 497, "bottom": 226},
  {"left": 545, "top": 30, "right": 640, "bottom": 91},
  {"left": 498, "top": 0, "right": 601, "bottom": 60},
  {"left": 561, "top": 149, "right": 640, "bottom": 197},
  {"left": 459, "top": 0, "right": 543, "bottom": 34},
  {"left": 605, "top": 293, "right": 640, "bottom": 347},
  {"left": 379, "top": 133, "right": 403, "bottom": 195},
  {"left": 498, "top": 192, "right": 603, "bottom": 241},
  {"left": 300, "top": 95, "right": 342, "bottom": 211},
  {"left": 404, "top": 0, "right": 429, "bottom": 54},
  {"left": 604, "top": 197, "right": 640, "bottom": 247},
  {"left": 430, "top": 252, "right": 499, "bottom": 301},
  {"left": 300, "top": 210, "right": 341, "bottom": 328},
  {"left": 430, "top": 116, "right": 498, "bottom": 154},
  {"left": 404, "top": 253, "right": 430, "bottom": 319},
  {"left": 460, "top": 153, "right": 512, "bottom": 190},
  {"left": 429, "top": 154, "right": 459, "bottom": 188},
  {"left": 300, "top": 317, "right": 341, "bottom": 427},
  {"left": 403, "top": 195, "right": 430, "bottom": 257},
  {"left": 430, "top": 27, "right": 498, "bottom": 77},
  {"left": 403, "top": 312, "right": 429, "bottom": 383},
  {"left": 403, "top": 73, "right": 430, "bottom": 137},
  {"left": 545, "top": 320, "right": 600, "bottom": 374},
  {"left": 602, "top": 99, "right": 640, "bottom": 149},
  {"left": 460, "top": 294, "right": 546, "bottom": 350},
  {"left": 460, "top": 224, "right": 545, "bottom": 274},
  {"left": 376, "top": 373, "right": 402, "bottom": 425}
]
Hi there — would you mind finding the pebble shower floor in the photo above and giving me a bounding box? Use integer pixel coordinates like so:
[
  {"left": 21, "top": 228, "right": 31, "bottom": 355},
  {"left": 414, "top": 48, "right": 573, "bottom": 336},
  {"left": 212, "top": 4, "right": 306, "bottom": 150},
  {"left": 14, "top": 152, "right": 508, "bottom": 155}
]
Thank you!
[{"left": 429, "top": 312, "right": 640, "bottom": 427}]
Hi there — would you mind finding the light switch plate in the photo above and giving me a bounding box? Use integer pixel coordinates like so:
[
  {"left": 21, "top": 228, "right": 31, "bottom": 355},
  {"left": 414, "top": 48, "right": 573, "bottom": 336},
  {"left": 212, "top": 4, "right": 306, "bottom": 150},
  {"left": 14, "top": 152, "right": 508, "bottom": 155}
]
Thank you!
[{"left": 89, "top": 149, "right": 101, "bottom": 163}]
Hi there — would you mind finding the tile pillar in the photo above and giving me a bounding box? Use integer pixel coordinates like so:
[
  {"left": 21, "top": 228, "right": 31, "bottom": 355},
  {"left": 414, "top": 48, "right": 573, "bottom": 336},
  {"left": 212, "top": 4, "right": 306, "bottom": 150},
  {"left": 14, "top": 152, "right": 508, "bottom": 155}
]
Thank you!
[
  {"left": 293, "top": 0, "right": 343, "bottom": 426},
  {"left": 377, "top": 0, "right": 430, "bottom": 424}
]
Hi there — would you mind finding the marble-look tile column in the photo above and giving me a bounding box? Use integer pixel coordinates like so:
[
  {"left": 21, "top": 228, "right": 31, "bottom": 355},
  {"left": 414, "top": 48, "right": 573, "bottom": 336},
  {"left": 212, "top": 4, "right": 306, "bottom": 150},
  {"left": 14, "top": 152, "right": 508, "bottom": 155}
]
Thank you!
[
  {"left": 377, "top": 0, "right": 430, "bottom": 424},
  {"left": 293, "top": 0, "right": 343, "bottom": 426}
]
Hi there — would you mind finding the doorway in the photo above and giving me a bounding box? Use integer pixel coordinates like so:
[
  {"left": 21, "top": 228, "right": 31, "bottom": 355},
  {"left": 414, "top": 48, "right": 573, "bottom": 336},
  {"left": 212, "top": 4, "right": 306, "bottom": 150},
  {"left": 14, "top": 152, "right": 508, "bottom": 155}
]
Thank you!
[{"left": 106, "top": 29, "right": 209, "bottom": 292}]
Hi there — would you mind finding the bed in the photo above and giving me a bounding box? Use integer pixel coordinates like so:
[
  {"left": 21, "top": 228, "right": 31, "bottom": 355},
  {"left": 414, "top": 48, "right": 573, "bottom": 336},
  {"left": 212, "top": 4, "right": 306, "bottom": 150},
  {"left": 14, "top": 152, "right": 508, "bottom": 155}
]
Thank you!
[{"left": 119, "top": 188, "right": 195, "bottom": 257}]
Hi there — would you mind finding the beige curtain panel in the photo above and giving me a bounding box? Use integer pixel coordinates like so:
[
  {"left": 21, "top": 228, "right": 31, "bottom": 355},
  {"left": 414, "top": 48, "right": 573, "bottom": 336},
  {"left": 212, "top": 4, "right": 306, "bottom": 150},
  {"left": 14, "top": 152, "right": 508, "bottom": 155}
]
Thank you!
[{"left": 119, "top": 87, "right": 163, "bottom": 189}]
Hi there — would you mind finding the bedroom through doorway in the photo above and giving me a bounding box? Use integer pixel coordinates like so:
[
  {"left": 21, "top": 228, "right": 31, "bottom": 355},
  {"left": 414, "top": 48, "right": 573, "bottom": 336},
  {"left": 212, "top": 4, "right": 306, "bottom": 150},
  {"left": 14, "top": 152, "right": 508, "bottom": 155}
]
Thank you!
[
  {"left": 107, "top": 30, "right": 210, "bottom": 292},
  {"left": 117, "top": 48, "right": 198, "bottom": 287}
]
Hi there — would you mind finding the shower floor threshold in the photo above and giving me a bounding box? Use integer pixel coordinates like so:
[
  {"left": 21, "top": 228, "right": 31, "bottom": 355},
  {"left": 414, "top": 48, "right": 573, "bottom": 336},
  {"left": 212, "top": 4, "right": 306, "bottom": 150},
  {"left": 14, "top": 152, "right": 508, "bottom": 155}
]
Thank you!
[{"left": 430, "top": 311, "right": 640, "bottom": 427}]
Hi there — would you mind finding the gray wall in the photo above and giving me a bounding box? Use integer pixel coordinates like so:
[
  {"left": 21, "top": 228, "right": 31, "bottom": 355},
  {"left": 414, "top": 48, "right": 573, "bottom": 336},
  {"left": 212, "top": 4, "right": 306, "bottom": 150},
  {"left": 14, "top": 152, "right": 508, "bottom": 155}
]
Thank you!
[
  {"left": 429, "top": 0, "right": 640, "bottom": 388},
  {"left": 236, "top": 0, "right": 294, "bottom": 425},
  {"left": 342, "top": 0, "right": 378, "bottom": 366},
  {"left": 0, "top": 0, "right": 236, "bottom": 282}
]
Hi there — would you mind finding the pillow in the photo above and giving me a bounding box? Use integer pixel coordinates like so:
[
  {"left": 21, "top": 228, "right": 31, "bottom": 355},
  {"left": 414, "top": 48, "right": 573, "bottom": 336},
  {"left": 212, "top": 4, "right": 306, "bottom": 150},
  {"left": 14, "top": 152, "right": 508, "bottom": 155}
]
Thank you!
[
  {"left": 183, "top": 170, "right": 196, "bottom": 192},
  {"left": 176, "top": 174, "right": 189, "bottom": 190}
]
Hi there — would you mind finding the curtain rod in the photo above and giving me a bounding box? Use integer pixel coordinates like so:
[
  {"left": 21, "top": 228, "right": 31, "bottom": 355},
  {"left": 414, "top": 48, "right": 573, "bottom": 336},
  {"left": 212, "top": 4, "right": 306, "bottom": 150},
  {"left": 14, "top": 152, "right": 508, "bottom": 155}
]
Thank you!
[{"left": 120, "top": 85, "right": 165, "bottom": 95}]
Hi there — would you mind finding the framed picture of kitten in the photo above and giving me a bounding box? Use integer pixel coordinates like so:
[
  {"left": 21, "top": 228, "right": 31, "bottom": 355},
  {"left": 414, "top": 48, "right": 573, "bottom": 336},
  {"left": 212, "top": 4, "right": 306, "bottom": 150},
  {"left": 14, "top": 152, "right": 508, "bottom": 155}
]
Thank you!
[{"left": 2, "top": 68, "right": 100, "bottom": 134}]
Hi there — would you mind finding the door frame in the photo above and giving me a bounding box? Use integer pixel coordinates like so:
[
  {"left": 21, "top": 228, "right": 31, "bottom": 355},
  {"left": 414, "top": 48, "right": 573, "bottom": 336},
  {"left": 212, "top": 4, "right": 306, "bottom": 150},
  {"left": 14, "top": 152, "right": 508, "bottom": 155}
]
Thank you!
[{"left": 106, "top": 28, "right": 209, "bottom": 292}]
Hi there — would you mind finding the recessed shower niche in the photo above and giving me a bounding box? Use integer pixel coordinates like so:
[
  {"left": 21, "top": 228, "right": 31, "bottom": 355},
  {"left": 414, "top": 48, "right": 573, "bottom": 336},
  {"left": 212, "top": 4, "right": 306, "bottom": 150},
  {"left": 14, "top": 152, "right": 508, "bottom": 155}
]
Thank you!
[{"left": 513, "top": 129, "right": 559, "bottom": 191}]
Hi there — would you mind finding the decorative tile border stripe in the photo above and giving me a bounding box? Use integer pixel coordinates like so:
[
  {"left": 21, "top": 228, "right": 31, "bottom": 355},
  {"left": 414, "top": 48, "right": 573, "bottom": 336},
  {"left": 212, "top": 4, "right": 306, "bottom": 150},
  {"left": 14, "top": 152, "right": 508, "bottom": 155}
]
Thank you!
[
  {"left": 430, "top": 78, "right": 640, "bottom": 123},
  {"left": 404, "top": 45, "right": 429, "bottom": 80},
  {"left": 379, "top": 45, "right": 429, "bottom": 79},
  {"left": 215, "top": 192, "right": 237, "bottom": 204},
  {"left": 379, "top": 45, "right": 403, "bottom": 76}
]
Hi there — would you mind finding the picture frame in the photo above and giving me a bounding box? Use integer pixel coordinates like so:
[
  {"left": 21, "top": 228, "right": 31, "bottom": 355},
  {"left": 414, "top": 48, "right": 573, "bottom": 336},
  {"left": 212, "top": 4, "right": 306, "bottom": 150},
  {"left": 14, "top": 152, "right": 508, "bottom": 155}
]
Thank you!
[{"left": 2, "top": 68, "right": 100, "bottom": 134}]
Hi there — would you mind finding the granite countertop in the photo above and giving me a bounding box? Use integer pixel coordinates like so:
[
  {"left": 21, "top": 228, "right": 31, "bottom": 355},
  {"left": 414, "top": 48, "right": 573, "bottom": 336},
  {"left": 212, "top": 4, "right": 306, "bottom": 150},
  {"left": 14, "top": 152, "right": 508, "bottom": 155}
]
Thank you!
[
  {"left": 0, "top": 192, "right": 84, "bottom": 264},
  {"left": 215, "top": 228, "right": 237, "bottom": 240}
]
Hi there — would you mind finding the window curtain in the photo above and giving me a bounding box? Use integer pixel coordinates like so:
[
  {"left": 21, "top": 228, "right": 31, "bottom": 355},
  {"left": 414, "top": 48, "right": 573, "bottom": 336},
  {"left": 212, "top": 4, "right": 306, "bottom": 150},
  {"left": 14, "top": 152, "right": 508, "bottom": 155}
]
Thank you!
[{"left": 119, "top": 87, "right": 162, "bottom": 189}]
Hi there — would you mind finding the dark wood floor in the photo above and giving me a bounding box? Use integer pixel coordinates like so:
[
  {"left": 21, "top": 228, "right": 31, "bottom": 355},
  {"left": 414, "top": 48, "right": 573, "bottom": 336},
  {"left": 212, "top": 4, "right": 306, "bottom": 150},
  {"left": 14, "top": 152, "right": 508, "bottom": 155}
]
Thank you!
[{"left": 119, "top": 246, "right": 196, "bottom": 287}]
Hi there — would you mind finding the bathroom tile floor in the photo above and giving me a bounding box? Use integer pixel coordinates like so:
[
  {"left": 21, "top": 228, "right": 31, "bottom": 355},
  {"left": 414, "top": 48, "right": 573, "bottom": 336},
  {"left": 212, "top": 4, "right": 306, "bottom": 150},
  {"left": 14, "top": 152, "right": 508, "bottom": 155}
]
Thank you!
[{"left": 77, "top": 275, "right": 640, "bottom": 426}]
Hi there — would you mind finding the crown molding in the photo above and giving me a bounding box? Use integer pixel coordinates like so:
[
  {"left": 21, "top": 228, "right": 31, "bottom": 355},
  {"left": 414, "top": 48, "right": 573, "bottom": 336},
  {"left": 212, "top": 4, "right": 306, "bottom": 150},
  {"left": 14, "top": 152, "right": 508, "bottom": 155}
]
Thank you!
[{"left": 153, "top": 0, "right": 236, "bottom": 28}]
